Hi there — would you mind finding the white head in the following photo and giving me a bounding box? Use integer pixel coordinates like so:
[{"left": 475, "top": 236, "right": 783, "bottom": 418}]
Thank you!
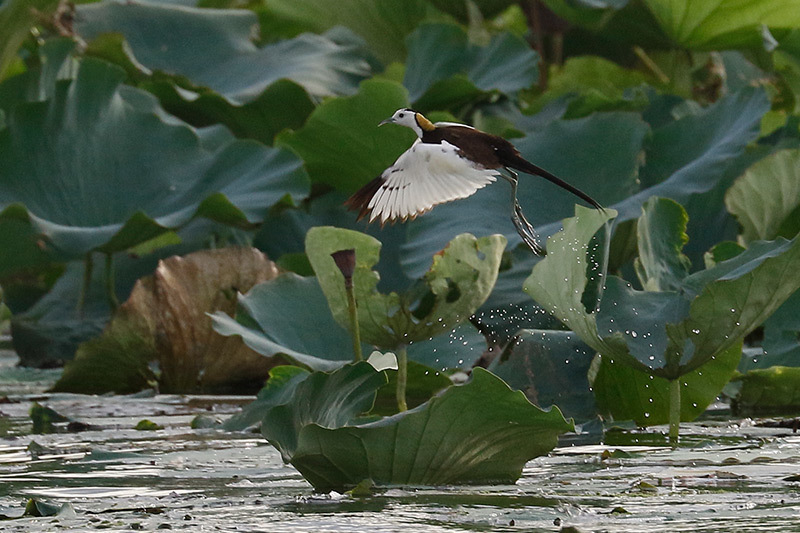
[{"left": 379, "top": 108, "right": 434, "bottom": 138}]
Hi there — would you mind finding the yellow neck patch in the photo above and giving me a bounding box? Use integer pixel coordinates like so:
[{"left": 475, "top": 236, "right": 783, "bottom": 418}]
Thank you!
[{"left": 415, "top": 113, "right": 435, "bottom": 132}]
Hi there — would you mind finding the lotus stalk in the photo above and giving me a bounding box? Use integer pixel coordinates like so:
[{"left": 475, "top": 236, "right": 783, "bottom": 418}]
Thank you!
[
  {"left": 104, "top": 253, "right": 119, "bottom": 311},
  {"left": 331, "top": 249, "right": 362, "bottom": 362},
  {"left": 669, "top": 379, "right": 680, "bottom": 445},
  {"left": 77, "top": 253, "right": 94, "bottom": 315},
  {"left": 396, "top": 345, "right": 408, "bottom": 412}
]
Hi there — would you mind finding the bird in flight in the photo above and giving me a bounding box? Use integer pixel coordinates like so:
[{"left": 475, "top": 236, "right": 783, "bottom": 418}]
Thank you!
[{"left": 345, "top": 108, "right": 603, "bottom": 254}]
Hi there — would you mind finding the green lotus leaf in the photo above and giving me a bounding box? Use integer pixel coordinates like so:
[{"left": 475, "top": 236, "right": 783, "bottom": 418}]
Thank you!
[
  {"left": 222, "top": 365, "right": 311, "bottom": 431},
  {"left": 523, "top": 206, "right": 634, "bottom": 366},
  {"left": 732, "top": 365, "right": 800, "bottom": 417},
  {"left": 0, "top": 57, "right": 309, "bottom": 258},
  {"left": 75, "top": 0, "right": 370, "bottom": 103},
  {"left": 262, "top": 363, "right": 573, "bottom": 490},
  {"left": 488, "top": 329, "right": 597, "bottom": 421},
  {"left": 761, "top": 291, "right": 800, "bottom": 369},
  {"left": 276, "top": 78, "right": 412, "bottom": 191},
  {"left": 634, "top": 197, "right": 691, "bottom": 292},
  {"left": 725, "top": 149, "right": 800, "bottom": 244},
  {"left": 306, "top": 227, "right": 506, "bottom": 349},
  {"left": 210, "top": 273, "right": 356, "bottom": 372},
  {"left": 641, "top": 0, "right": 800, "bottom": 51},
  {"left": 403, "top": 23, "right": 538, "bottom": 104},
  {"left": 257, "top": 0, "right": 437, "bottom": 64},
  {"left": 665, "top": 236, "right": 800, "bottom": 375},
  {"left": 542, "top": 0, "right": 798, "bottom": 51},
  {"left": 590, "top": 341, "right": 742, "bottom": 426}
]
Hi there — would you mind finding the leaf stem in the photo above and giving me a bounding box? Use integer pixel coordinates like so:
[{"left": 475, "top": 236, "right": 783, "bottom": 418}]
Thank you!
[
  {"left": 77, "top": 252, "right": 93, "bottom": 316},
  {"left": 668, "top": 378, "right": 680, "bottom": 445},
  {"left": 396, "top": 345, "right": 408, "bottom": 412},
  {"left": 345, "top": 280, "right": 362, "bottom": 362},
  {"left": 104, "top": 253, "right": 119, "bottom": 311}
]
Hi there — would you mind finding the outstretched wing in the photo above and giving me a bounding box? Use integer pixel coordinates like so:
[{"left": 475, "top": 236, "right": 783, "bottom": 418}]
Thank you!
[{"left": 345, "top": 140, "right": 497, "bottom": 224}]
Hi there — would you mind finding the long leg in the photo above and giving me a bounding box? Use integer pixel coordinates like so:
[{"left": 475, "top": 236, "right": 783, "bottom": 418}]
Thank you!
[{"left": 499, "top": 169, "right": 545, "bottom": 255}]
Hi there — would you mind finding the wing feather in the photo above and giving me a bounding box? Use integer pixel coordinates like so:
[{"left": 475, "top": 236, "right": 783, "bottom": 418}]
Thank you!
[{"left": 351, "top": 140, "right": 497, "bottom": 224}]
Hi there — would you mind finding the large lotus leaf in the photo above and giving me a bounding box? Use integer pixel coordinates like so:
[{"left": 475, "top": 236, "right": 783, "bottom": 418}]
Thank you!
[
  {"left": 306, "top": 227, "right": 506, "bottom": 349},
  {"left": 732, "top": 366, "right": 800, "bottom": 416},
  {"left": 595, "top": 276, "right": 690, "bottom": 370},
  {"left": 263, "top": 364, "right": 573, "bottom": 490},
  {"left": 540, "top": 0, "right": 672, "bottom": 48},
  {"left": 401, "top": 110, "right": 648, "bottom": 281},
  {"left": 141, "top": 77, "right": 315, "bottom": 146},
  {"left": 53, "top": 247, "right": 280, "bottom": 394},
  {"left": 665, "top": 236, "right": 800, "bottom": 375},
  {"left": 276, "top": 79, "right": 413, "bottom": 191},
  {"left": 641, "top": 0, "right": 800, "bottom": 51},
  {"left": 403, "top": 23, "right": 538, "bottom": 103},
  {"left": 257, "top": 0, "right": 437, "bottom": 64},
  {"left": 210, "top": 273, "right": 356, "bottom": 372},
  {"left": 262, "top": 361, "right": 388, "bottom": 462},
  {"left": 75, "top": 0, "right": 370, "bottom": 103},
  {"left": 761, "top": 291, "right": 800, "bottom": 369},
  {"left": 0, "top": 57, "right": 309, "bottom": 258},
  {"left": 590, "top": 341, "right": 742, "bottom": 426},
  {"left": 619, "top": 87, "right": 770, "bottom": 261},
  {"left": 522, "top": 206, "right": 637, "bottom": 366},
  {"left": 222, "top": 366, "right": 311, "bottom": 431},
  {"left": 725, "top": 149, "right": 800, "bottom": 244},
  {"left": 634, "top": 197, "right": 691, "bottom": 292},
  {"left": 488, "top": 329, "right": 597, "bottom": 421}
]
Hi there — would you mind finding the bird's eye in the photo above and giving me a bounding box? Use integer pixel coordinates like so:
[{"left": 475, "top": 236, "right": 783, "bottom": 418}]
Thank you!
[{"left": 398, "top": 113, "right": 405, "bottom": 118}]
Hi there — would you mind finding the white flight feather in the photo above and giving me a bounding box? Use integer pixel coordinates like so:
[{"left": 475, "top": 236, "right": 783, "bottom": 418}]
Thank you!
[{"left": 367, "top": 140, "right": 497, "bottom": 223}]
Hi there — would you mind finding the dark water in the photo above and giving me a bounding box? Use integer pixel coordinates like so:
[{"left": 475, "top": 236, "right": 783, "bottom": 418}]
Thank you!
[{"left": 2, "top": 350, "right": 800, "bottom": 532}]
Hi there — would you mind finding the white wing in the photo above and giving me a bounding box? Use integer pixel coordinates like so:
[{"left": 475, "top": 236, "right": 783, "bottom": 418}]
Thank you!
[{"left": 367, "top": 140, "right": 497, "bottom": 224}]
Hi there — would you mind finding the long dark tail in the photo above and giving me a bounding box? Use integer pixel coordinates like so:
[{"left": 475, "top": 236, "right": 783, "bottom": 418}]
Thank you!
[{"left": 502, "top": 153, "right": 604, "bottom": 211}]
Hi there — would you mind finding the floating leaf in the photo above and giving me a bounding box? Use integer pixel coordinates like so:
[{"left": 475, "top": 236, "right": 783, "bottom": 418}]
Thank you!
[
  {"left": 306, "top": 227, "right": 505, "bottom": 349},
  {"left": 262, "top": 363, "right": 573, "bottom": 490}
]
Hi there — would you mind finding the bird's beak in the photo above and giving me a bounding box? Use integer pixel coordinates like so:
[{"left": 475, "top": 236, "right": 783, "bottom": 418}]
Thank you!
[{"left": 379, "top": 117, "right": 394, "bottom": 127}]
